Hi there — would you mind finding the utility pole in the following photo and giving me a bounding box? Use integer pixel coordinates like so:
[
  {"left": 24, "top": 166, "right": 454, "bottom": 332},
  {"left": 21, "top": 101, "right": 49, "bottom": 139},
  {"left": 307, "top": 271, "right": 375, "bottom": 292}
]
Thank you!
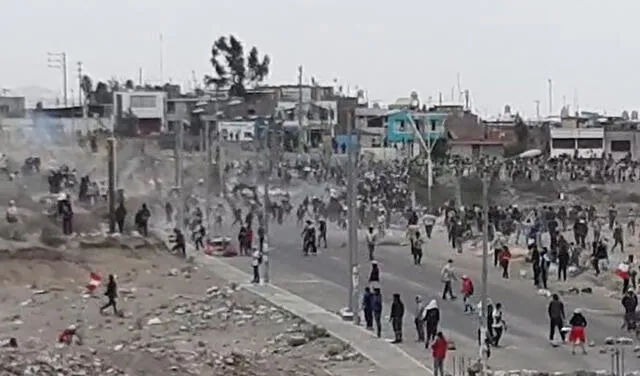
[
  {"left": 534, "top": 100, "right": 541, "bottom": 121},
  {"left": 214, "top": 89, "right": 224, "bottom": 197},
  {"left": 107, "top": 138, "right": 116, "bottom": 233},
  {"left": 204, "top": 116, "right": 212, "bottom": 233},
  {"left": 262, "top": 119, "right": 280, "bottom": 283},
  {"left": 174, "top": 120, "right": 185, "bottom": 239},
  {"left": 479, "top": 173, "right": 490, "bottom": 376},
  {"left": 341, "top": 110, "right": 360, "bottom": 321},
  {"left": 47, "top": 52, "right": 68, "bottom": 106},
  {"left": 297, "top": 66, "right": 304, "bottom": 147}
]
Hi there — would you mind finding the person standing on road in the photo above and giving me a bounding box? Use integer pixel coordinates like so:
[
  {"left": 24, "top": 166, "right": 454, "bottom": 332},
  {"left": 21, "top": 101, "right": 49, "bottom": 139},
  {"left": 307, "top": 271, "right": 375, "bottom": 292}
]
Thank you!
[
  {"left": 492, "top": 302, "right": 505, "bottom": 347},
  {"left": 547, "top": 293, "right": 566, "bottom": 343},
  {"left": 499, "top": 246, "right": 511, "bottom": 279},
  {"left": 362, "top": 287, "right": 374, "bottom": 331},
  {"left": 414, "top": 296, "right": 426, "bottom": 342},
  {"left": 531, "top": 245, "right": 541, "bottom": 287},
  {"left": 251, "top": 247, "right": 262, "bottom": 284},
  {"left": 568, "top": 308, "right": 588, "bottom": 355},
  {"left": 372, "top": 288, "right": 383, "bottom": 338},
  {"left": 461, "top": 275, "right": 475, "bottom": 312},
  {"left": 440, "top": 259, "right": 457, "bottom": 300},
  {"left": 366, "top": 226, "right": 377, "bottom": 261},
  {"left": 114, "top": 201, "right": 127, "bottom": 233},
  {"left": 621, "top": 289, "right": 638, "bottom": 331},
  {"left": 424, "top": 299, "right": 440, "bottom": 348},
  {"left": 431, "top": 332, "right": 448, "bottom": 376},
  {"left": 557, "top": 239, "right": 570, "bottom": 281},
  {"left": 389, "top": 293, "right": 404, "bottom": 344},
  {"left": 421, "top": 211, "right": 435, "bottom": 239},
  {"left": 411, "top": 231, "right": 424, "bottom": 265},
  {"left": 368, "top": 261, "right": 380, "bottom": 286}
]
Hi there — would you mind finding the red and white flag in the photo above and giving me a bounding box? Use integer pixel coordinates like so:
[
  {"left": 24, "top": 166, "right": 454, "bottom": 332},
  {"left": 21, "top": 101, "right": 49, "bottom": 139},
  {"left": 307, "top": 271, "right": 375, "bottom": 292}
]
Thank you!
[{"left": 86, "top": 272, "right": 102, "bottom": 292}]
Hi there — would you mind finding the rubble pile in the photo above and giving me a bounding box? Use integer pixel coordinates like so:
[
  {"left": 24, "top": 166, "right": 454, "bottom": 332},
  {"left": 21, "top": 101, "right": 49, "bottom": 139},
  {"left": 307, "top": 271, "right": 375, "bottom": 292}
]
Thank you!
[
  {"left": 65, "top": 274, "right": 365, "bottom": 376},
  {"left": 0, "top": 349, "right": 127, "bottom": 375}
]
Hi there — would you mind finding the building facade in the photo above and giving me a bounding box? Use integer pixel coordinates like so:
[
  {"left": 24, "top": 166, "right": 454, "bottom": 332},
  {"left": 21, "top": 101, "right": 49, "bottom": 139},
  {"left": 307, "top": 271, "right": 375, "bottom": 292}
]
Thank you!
[
  {"left": 0, "top": 96, "right": 26, "bottom": 118},
  {"left": 385, "top": 110, "right": 446, "bottom": 144},
  {"left": 112, "top": 91, "right": 167, "bottom": 134},
  {"left": 549, "top": 127, "right": 604, "bottom": 158}
]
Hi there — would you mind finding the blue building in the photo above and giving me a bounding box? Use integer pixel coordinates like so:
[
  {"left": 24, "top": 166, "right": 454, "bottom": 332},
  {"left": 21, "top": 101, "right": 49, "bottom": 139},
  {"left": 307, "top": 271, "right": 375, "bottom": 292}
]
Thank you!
[{"left": 385, "top": 110, "right": 447, "bottom": 143}]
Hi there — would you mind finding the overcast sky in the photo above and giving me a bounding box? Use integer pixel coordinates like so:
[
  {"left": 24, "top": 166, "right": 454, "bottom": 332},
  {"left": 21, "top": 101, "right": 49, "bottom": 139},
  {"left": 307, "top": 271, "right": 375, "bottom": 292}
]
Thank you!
[{"left": 1, "top": 0, "right": 637, "bottom": 117}]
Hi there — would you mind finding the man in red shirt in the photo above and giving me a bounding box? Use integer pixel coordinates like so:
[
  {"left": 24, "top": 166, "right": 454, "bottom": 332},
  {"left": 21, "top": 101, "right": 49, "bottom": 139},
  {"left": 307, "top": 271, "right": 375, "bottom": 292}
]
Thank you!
[{"left": 431, "top": 331, "right": 448, "bottom": 376}]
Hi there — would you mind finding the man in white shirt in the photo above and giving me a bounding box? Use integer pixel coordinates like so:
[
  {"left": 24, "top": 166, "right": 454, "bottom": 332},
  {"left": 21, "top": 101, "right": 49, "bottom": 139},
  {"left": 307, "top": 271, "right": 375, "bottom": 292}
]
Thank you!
[
  {"left": 366, "top": 226, "right": 377, "bottom": 261},
  {"left": 422, "top": 211, "right": 436, "bottom": 239}
]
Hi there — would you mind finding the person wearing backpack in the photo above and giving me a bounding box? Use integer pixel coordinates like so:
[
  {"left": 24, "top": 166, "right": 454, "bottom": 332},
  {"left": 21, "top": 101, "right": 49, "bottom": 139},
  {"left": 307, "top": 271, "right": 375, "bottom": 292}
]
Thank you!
[{"left": 461, "top": 275, "right": 474, "bottom": 313}]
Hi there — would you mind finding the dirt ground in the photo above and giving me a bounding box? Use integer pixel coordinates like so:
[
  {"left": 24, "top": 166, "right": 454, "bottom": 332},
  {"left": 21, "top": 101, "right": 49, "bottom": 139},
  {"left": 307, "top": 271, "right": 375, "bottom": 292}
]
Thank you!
[{"left": 0, "top": 244, "right": 383, "bottom": 375}]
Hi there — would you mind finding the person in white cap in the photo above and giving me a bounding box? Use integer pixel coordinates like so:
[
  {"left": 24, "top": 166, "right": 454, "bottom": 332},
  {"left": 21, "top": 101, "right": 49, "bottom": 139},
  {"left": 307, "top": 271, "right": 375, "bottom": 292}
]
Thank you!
[{"left": 568, "top": 308, "right": 588, "bottom": 355}]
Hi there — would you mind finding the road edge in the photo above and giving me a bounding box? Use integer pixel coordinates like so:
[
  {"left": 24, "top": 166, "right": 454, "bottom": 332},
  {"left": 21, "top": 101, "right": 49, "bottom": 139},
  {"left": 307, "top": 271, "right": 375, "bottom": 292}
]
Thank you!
[{"left": 195, "top": 253, "right": 433, "bottom": 376}]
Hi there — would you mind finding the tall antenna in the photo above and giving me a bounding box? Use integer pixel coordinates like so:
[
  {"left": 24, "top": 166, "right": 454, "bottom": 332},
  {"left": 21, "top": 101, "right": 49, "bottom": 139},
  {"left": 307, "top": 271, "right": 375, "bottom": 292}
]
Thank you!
[{"left": 159, "top": 33, "right": 164, "bottom": 83}]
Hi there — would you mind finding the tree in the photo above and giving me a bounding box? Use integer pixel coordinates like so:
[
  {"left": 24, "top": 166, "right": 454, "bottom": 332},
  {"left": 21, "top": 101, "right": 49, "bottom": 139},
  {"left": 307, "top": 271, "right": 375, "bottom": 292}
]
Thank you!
[
  {"left": 124, "top": 79, "right": 135, "bottom": 90},
  {"left": 205, "top": 35, "right": 270, "bottom": 96},
  {"left": 80, "top": 75, "right": 93, "bottom": 105},
  {"left": 94, "top": 81, "right": 112, "bottom": 105}
]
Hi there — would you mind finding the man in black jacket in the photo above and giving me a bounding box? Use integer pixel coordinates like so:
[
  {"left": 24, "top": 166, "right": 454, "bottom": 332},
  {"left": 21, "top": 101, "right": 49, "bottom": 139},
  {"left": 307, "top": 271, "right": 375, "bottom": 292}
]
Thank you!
[
  {"left": 548, "top": 293, "right": 566, "bottom": 342},
  {"left": 390, "top": 293, "right": 405, "bottom": 344}
]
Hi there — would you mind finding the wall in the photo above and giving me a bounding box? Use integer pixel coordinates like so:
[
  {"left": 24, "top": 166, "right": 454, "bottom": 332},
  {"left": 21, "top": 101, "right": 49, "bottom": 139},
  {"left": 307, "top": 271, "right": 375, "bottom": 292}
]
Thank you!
[
  {"left": 449, "top": 144, "right": 503, "bottom": 160},
  {"left": 219, "top": 121, "right": 255, "bottom": 142},
  {"left": 112, "top": 91, "right": 166, "bottom": 120},
  {"left": 604, "top": 130, "right": 639, "bottom": 160},
  {"left": 386, "top": 111, "right": 445, "bottom": 143},
  {"left": 549, "top": 127, "right": 604, "bottom": 158},
  {"left": 0, "top": 116, "right": 113, "bottom": 134},
  {"left": 0, "top": 96, "right": 26, "bottom": 117}
]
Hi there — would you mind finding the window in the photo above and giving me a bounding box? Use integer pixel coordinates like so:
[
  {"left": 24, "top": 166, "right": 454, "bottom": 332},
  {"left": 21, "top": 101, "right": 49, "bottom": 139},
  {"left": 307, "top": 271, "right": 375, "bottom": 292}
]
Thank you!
[
  {"left": 551, "top": 138, "right": 575, "bottom": 149},
  {"left": 611, "top": 140, "right": 631, "bottom": 152},
  {"left": 130, "top": 95, "right": 157, "bottom": 108},
  {"left": 577, "top": 138, "right": 603, "bottom": 149},
  {"left": 398, "top": 120, "right": 406, "bottom": 132},
  {"left": 167, "top": 101, "right": 175, "bottom": 113},
  {"left": 243, "top": 132, "right": 253, "bottom": 139}
]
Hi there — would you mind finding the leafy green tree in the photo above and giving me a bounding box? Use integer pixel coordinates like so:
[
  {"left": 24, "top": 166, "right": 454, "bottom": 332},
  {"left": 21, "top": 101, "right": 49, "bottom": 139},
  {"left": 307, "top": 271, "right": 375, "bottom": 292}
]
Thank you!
[
  {"left": 124, "top": 79, "right": 135, "bottom": 90},
  {"left": 205, "top": 35, "right": 270, "bottom": 96}
]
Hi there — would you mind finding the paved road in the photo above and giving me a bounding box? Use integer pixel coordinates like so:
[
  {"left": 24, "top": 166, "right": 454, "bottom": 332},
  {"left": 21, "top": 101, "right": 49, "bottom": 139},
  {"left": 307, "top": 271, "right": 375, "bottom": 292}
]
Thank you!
[{"left": 220, "top": 216, "right": 640, "bottom": 372}]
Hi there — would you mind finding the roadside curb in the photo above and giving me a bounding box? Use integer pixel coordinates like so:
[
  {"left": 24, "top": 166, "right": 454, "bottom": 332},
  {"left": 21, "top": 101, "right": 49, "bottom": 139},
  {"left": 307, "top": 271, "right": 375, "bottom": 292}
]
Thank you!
[{"left": 195, "top": 253, "right": 432, "bottom": 376}]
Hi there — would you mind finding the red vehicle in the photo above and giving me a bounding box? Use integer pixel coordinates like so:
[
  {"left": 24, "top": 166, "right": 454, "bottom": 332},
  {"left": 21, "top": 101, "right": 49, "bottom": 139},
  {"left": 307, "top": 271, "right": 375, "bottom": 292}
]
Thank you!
[{"left": 204, "top": 236, "right": 237, "bottom": 257}]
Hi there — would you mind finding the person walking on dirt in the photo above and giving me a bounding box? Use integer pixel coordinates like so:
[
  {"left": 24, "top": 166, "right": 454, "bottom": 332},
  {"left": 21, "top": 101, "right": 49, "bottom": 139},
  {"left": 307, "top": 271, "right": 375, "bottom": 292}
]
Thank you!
[
  {"left": 115, "top": 201, "right": 127, "bottom": 233},
  {"left": 170, "top": 228, "right": 186, "bottom": 257},
  {"left": 60, "top": 195, "right": 73, "bottom": 235},
  {"left": 135, "top": 203, "right": 151, "bottom": 237},
  {"left": 6, "top": 200, "right": 17, "bottom": 223},
  {"left": 100, "top": 274, "right": 118, "bottom": 316}
]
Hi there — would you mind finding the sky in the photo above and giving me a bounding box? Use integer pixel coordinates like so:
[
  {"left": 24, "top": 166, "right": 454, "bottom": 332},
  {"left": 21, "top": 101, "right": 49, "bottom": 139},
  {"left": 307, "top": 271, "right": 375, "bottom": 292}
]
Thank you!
[{"left": 1, "top": 0, "right": 639, "bottom": 118}]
